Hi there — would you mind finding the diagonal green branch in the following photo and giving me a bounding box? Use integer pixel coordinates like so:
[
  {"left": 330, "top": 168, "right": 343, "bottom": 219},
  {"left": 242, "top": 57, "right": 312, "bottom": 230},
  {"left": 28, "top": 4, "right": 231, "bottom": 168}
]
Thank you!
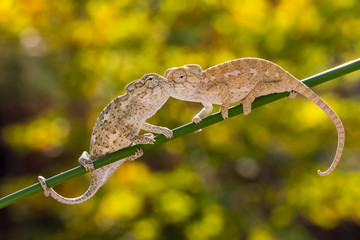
[{"left": 1, "top": 58, "right": 360, "bottom": 209}]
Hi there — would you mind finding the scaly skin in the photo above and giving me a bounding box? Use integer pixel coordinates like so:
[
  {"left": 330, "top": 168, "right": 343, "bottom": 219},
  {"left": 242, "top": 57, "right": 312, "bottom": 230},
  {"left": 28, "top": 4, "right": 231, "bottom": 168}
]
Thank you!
[
  {"left": 38, "top": 73, "right": 173, "bottom": 204},
  {"left": 164, "top": 58, "right": 345, "bottom": 176}
]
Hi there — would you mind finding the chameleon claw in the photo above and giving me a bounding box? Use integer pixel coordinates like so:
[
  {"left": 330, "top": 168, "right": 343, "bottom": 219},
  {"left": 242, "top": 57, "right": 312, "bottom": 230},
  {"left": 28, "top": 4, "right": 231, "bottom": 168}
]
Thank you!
[
  {"left": 241, "top": 100, "right": 252, "bottom": 116},
  {"left": 143, "top": 133, "right": 155, "bottom": 138},
  {"left": 133, "top": 148, "right": 144, "bottom": 159},
  {"left": 192, "top": 116, "right": 203, "bottom": 132},
  {"left": 192, "top": 116, "right": 202, "bottom": 124},
  {"left": 78, "top": 151, "right": 95, "bottom": 172},
  {"left": 288, "top": 91, "right": 297, "bottom": 99},
  {"left": 162, "top": 129, "right": 174, "bottom": 139},
  {"left": 154, "top": 127, "right": 173, "bottom": 139},
  {"left": 220, "top": 107, "right": 229, "bottom": 120}
]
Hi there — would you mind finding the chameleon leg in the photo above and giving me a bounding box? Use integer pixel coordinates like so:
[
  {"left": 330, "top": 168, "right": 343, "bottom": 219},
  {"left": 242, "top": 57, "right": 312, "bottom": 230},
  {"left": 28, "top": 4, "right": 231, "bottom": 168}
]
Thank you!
[
  {"left": 207, "top": 83, "right": 230, "bottom": 120},
  {"left": 141, "top": 122, "right": 173, "bottom": 138},
  {"left": 192, "top": 102, "right": 213, "bottom": 123},
  {"left": 241, "top": 81, "right": 286, "bottom": 115},
  {"left": 241, "top": 84, "right": 263, "bottom": 115},
  {"left": 220, "top": 91, "right": 230, "bottom": 119},
  {"left": 131, "top": 134, "right": 156, "bottom": 145}
]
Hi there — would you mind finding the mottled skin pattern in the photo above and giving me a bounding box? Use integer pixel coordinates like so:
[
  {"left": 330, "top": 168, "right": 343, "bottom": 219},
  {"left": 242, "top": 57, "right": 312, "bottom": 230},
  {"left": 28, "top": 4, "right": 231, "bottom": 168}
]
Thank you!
[
  {"left": 38, "top": 73, "right": 173, "bottom": 205},
  {"left": 164, "top": 58, "right": 345, "bottom": 176}
]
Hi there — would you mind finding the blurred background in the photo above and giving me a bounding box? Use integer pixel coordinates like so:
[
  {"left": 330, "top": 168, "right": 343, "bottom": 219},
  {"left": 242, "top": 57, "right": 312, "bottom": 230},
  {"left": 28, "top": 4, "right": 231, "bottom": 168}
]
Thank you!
[{"left": 1, "top": 0, "right": 360, "bottom": 239}]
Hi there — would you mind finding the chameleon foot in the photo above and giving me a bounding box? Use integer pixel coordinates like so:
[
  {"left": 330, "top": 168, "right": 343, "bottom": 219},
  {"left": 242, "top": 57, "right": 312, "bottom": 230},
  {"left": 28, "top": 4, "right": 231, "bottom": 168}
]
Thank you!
[
  {"left": 154, "top": 127, "right": 173, "bottom": 139},
  {"left": 241, "top": 97, "right": 254, "bottom": 116},
  {"left": 131, "top": 148, "right": 144, "bottom": 160},
  {"left": 38, "top": 176, "right": 51, "bottom": 197},
  {"left": 241, "top": 103, "right": 252, "bottom": 116},
  {"left": 192, "top": 116, "right": 203, "bottom": 133},
  {"left": 133, "top": 134, "right": 155, "bottom": 145},
  {"left": 288, "top": 91, "right": 297, "bottom": 99},
  {"left": 161, "top": 128, "right": 173, "bottom": 139},
  {"left": 78, "top": 151, "right": 95, "bottom": 172},
  {"left": 143, "top": 133, "right": 155, "bottom": 138},
  {"left": 192, "top": 115, "right": 202, "bottom": 124},
  {"left": 220, "top": 105, "right": 229, "bottom": 120}
]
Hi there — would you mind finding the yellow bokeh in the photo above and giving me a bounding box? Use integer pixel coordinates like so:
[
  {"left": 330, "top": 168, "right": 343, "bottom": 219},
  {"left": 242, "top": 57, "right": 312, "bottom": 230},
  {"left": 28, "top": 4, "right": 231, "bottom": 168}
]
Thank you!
[
  {"left": 270, "top": 205, "right": 294, "bottom": 227},
  {"left": 248, "top": 225, "right": 274, "bottom": 240},
  {"left": 99, "top": 188, "right": 143, "bottom": 220},
  {"left": 1, "top": 0, "right": 360, "bottom": 238},
  {"left": 185, "top": 204, "right": 224, "bottom": 240},
  {"left": 2, "top": 112, "right": 70, "bottom": 154},
  {"left": 133, "top": 218, "right": 160, "bottom": 240},
  {"left": 156, "top": 190, "right": 195, "bottom": 223},
  {"left": 114, "top": 161, "right": 150, "bottom": 186}
]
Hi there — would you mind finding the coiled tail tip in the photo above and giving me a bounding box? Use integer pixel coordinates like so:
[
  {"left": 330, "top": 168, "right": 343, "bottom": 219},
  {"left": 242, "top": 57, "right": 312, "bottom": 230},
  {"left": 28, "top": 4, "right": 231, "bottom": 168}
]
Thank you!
[
  {"left": 38, "top": 176, "right": 51, "bottom": 197},
  {"left": 317, "top": 168, "right": 331, "bottom": 176}
]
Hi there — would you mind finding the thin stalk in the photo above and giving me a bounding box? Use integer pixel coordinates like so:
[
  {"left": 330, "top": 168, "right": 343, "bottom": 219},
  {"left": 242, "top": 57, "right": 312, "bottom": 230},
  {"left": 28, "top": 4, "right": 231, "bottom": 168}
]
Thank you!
[{"left": 1, "top": 58, "right": 360, "bottom": 209}]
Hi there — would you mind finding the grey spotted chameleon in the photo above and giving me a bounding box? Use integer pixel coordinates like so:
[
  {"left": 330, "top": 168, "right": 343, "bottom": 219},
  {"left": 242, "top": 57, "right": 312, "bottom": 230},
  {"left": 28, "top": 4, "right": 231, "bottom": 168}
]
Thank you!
[
  {"left": 38, "top": 73, "right": 173, "bottom": 205},
  {"left": 164, "top": 57, "right": 345, "bottom": 176}
]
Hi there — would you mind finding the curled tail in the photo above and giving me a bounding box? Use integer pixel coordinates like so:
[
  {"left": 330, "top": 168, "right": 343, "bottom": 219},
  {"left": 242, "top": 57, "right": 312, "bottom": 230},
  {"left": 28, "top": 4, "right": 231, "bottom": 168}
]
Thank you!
[
  {"left": 38, "top": 172, "right": 103, "bottom": 205},
  {"left": 292, "top": 80, "right": 345, "bottom": 176},
  {"left": 38, "top": 149, "right": 142, "bottom": 205}
]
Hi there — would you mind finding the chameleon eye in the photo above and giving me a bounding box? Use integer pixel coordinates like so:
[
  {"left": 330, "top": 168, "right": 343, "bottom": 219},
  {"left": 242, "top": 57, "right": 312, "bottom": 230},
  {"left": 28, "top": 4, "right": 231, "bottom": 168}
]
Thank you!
[
  {"left": 173, "top": 69, "right": 187, "bottom": 83},
  {"left": 145, "top": 75, "right": 159, "bottom": 88}
]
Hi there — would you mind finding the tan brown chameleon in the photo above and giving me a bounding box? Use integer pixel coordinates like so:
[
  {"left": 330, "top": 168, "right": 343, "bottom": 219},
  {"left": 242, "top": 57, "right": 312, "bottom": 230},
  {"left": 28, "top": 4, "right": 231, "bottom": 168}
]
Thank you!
[
  {"left": 164, "top": 57, "right": 345, "bottom": 176},
  {"left": 38, "top": 73, "right": 173, "bottom": 205}
]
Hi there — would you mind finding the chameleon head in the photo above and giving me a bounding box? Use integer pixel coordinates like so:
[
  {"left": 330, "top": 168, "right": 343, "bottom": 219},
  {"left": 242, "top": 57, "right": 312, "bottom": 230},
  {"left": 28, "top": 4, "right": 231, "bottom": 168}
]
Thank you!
[
  {"left": 125, "top": 73, "right": 173, "bottom": 103},
  {"left": 164, "top": 64, "right": 203, "bottom": 96}
]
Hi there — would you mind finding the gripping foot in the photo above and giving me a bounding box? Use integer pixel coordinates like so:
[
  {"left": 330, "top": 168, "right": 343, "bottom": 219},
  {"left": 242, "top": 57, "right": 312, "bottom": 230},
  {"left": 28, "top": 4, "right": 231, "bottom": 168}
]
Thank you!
[
  {"left": 288, "top": 91, "right": 297, "bottom": 99},
  {"left": 78, "top": 151, "right": 95, "bottom": 172}
]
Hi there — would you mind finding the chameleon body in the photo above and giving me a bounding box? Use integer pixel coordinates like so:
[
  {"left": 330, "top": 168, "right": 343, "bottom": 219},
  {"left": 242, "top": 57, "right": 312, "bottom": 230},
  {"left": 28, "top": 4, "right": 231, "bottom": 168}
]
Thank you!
[
  {"left": 38, "top": 73, "right": 173, "bottom": 204},
  {"left": 164, "top": 57, "right": 345, "bottom": 176}
]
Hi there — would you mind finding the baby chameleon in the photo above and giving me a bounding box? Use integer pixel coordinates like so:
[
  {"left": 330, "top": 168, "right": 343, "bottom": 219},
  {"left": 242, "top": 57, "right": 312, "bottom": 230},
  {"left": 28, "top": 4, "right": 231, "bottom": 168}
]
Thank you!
[
  {"left": 38, "top": 73, "right": 173, "bottom": 205},
  {"left": 164, "top": 57, "right": 345, "bottom": 176}
]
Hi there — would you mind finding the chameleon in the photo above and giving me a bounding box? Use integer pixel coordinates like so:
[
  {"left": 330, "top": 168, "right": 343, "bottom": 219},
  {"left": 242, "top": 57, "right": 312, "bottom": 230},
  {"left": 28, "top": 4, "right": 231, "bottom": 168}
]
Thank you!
[
  {"left": 38, "top": 73, "right": 174, "bottom": 205},
  {"left": 164, "top": 57, "right": 345, "bottom": 176}
]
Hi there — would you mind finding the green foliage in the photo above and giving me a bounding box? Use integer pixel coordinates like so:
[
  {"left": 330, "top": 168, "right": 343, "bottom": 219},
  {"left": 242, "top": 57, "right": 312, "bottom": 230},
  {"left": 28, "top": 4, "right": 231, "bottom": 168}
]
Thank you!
[{"left": 1, "top": 0, "right": 360, "bottom": 239}]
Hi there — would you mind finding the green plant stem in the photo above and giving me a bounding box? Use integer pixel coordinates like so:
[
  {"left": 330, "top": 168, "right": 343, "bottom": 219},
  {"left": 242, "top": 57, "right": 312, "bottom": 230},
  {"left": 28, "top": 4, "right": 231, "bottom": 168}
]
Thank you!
[{"left": 1, "top": 58, "right": 360, "bottom": 209}]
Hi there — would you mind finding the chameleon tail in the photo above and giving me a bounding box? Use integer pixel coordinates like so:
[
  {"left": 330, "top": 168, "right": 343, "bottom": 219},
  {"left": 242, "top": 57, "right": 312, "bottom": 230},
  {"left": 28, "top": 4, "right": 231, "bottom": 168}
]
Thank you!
[
  {"left": 38, "top": 172, "right": 103, "bottom": 205},
  {"left": 38, "top": 149, "right": 142, "bottom": 204},
  {"left": 292, "top": 80, "right": 345, "bottom": 176},
  {"left": 38, "top": 161, "right": 123, "bottom": 205}
]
